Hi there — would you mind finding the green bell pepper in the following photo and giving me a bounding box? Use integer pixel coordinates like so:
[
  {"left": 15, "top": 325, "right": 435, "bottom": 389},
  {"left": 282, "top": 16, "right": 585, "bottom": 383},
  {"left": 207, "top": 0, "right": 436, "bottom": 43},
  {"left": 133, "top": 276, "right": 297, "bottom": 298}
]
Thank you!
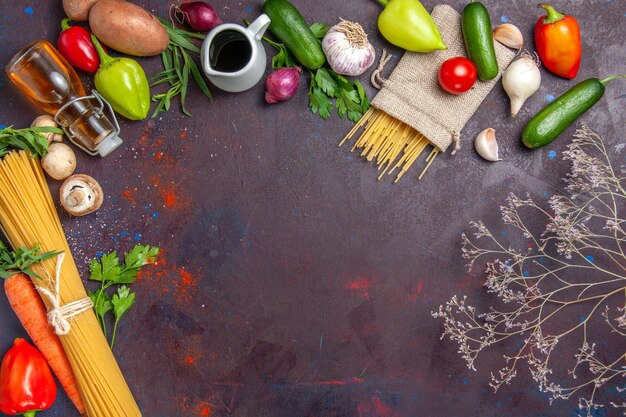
[
  {"left": 377, "top": 0, "right": 447, "bottom": 52},
  {"left": 91, "top": 35, "right": 150, "bottom": 120}
]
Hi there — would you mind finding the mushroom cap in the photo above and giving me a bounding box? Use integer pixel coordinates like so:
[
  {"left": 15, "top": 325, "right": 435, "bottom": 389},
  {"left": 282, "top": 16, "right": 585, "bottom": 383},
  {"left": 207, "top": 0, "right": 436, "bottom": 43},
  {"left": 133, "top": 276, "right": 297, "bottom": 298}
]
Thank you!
[
  {"left": 41, "top": 143, "right": 77, "bottom": 180},
  {"left": 59, "top": 174, "right": 104, "bottom": 216},
  {"left": 31, "top": 115, "right": 63, "bottom": 144}
]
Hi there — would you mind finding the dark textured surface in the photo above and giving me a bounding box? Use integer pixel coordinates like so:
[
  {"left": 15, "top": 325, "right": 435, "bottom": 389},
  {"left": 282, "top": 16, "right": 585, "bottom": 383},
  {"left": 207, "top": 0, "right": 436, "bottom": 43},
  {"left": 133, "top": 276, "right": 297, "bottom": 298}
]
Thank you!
[{"left": 0, "top": 1, "right": 624, "bottom": 416}]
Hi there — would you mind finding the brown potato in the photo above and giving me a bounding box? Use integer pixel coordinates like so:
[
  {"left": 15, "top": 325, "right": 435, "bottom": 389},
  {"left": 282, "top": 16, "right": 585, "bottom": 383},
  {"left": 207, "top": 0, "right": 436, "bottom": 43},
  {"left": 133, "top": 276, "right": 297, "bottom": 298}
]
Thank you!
[
  {"left": 62, "top": 0, "right": 103, "bottom": 22},
  {"left": 89, "top": 0, "right": 169, "bottom": 57}
]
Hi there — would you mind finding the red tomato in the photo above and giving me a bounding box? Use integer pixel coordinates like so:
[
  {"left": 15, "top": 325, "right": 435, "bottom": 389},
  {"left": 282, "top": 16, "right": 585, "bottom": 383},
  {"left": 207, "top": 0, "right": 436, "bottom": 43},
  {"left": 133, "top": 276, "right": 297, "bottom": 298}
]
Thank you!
[{"left": 438, "top": 57, "right": 477, "bottom": 94}]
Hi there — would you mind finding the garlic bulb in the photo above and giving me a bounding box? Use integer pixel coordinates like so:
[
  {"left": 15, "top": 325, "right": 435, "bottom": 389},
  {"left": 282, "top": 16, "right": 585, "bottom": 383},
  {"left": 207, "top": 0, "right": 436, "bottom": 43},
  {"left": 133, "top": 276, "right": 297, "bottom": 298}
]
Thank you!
[
  {"left": 322, "top": 19, "right": 375, "bottom": 77},
  {"left": 475, "top": 128, "right": 501, "bottom": 162}
]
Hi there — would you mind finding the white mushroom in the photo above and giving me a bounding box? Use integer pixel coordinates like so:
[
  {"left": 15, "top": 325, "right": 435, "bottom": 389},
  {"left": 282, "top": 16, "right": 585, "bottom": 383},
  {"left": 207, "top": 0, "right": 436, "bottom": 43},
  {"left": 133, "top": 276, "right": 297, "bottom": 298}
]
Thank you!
[
  {"left": 59, "top": 174, "right": 104, "bottom": 216},
  {"left": 31, "top": 115, "right": 63, "bottom": 144},
  {"left": 41, "top": 143, "right": 76, "bottom": 180}
]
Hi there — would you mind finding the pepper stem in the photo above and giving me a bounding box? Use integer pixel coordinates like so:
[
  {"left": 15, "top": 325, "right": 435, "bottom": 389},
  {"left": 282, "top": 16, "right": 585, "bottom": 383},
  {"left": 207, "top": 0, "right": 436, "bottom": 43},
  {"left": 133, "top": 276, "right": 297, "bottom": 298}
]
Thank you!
[
  {"left": 61, "top": 18, "right": 71, "bottom": 31},
  {"left": 22, "top": 411, "right": 38, "bottom": 417},
  {"left": 539, "top": 4, "right": 565, "bottom": 24},
  {"left": 600, "top": 74, "right": 626, "bottom": 85},
  {"left": 90, "top": 34, "right": 112, "bottom": 67},
  {"left": 377, "top": 0, "right": 389, "bottom": 8}
]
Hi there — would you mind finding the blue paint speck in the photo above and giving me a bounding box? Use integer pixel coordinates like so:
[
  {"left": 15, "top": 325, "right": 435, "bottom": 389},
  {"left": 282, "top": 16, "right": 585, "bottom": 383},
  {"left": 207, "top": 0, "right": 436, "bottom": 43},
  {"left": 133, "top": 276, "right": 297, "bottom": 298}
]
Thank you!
[
  {"left": 95, "top": 251, "right": 104, "bottom": 259},
  {"left": 539, "top": 257, "right": 546, "bottom": 263},
  {"left": 579, "top": 315, "right": 586, "bottom": 323},
  {"left": 546, "top": 93, "right": 555, "bottom": 103},
  {"left": 145, "top": 204, "right": 152, "bottom": 210},
  {"left": 543, "top": 191, "right": 550, "bottom": 198},
  {"left": 134, "top": 233, "right": 142, "bottom": 241},
  {"left": 346, "top": 156, "right": 353, "bottom": 161},
  {"left": 586, "top": 255, "right": 594, "bottom": 262},
  {"left": 547, "top": 150, "right": 557, "bottom": 160},
  {"left": 151, "top": 212, "right": 159, "bottom": 218},
  {"left": 120, "top": 231, "right": 126, "bottom": 237},
  {"left": 2, "top": 16, "right": 8, "bottom": 20},
  {"left": 245, "top": 6, "right": 253, "bottom": 12},
  {"left": 24, "top": 7, "right": 34, "bottom": 15},
  {"left": 500, "top": 15, "right": 508, "bottom": 23},
  {"left": 501, "top": 231, "right": 507, "bottom": 236},
  {"left": 463, "top": 379, "right": 469, "bottom": 385},
  {"left": 523, "top": 271, "right": 530, "bottom": 277},
  {"left": 0, "top": 125, "right": 6, "bottom": 129}
]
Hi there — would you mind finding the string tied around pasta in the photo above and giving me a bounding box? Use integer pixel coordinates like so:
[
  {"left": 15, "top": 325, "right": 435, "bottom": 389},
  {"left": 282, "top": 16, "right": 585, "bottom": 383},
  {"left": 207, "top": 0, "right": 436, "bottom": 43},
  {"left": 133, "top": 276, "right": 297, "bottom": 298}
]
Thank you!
[
  {"left": 371, "top": 49, "right": 392, "bottom": 90},
  {"left": 39, "top": 252, "right": 94, "bottom": 336}
]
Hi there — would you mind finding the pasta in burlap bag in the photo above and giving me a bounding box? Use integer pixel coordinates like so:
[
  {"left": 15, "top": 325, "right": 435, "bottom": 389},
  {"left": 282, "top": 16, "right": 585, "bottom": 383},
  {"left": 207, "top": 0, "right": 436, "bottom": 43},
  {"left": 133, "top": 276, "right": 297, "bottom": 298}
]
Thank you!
[{"left": 341, "top": 4, "right": 516, "bottom": 181}]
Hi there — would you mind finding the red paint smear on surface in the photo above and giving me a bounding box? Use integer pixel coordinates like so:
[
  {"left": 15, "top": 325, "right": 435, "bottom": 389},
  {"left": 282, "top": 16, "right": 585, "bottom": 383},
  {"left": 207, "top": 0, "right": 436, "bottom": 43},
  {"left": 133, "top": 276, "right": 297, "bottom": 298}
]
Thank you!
[
  {"left": 121, "top": 188, "right": 138, "bottom": 205},
  {"left": 178, "top": 396, "right": 213, "bottom": 417},
  {"left": 310, "top": 377, "right": 364, "bottom": 386},
  {"left": 185, "top": 356, "right": 195, "bottom": 364},
  {"left": 346, "top": 276, "right": 375, "bottom": 298},
  {"left": 194, "top": 401, "right": 212, "bottom": 417},
  {"left": 137, "top": 256, "right": 199, "bottom": 306},
  {"left": 357, "top": 396, "right": 399, "bottom": 417},
  {"left": 408, "top": 278, "right": 425, "bottom": 302},
  {"left": 151, "top": 175, "right": 188, "bottom": 210},
  {"left": 179, "top": 128, "right": 188, "bottom": 140}
]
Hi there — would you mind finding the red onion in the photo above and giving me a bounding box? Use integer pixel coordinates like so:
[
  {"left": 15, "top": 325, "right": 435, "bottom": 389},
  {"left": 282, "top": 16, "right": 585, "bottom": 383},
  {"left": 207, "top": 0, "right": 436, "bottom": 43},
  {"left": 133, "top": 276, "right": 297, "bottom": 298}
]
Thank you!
[
  {"left": 176, "top": 2, "right": 222, "bottom": 32},
  {"left": 265, "top": 67, "right": 302, "bottom": 104}
]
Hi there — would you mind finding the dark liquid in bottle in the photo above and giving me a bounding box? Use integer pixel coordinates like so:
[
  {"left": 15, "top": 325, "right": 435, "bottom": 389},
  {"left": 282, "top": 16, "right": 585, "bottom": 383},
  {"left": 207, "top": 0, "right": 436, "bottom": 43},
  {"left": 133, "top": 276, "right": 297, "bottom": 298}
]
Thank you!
[{"left": 209, "top": 30, "right": 252, "bottom": 73}]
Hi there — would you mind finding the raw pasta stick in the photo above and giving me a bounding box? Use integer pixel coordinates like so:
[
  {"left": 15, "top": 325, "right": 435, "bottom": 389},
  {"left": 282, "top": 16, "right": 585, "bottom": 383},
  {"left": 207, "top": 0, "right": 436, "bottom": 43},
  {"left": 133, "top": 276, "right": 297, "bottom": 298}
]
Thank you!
[
  {"left": 0, "top": 151, "right": 142, "bottom": 417},
  {"left": 341, "top": 109, "right": 439, "bottom": 182}
]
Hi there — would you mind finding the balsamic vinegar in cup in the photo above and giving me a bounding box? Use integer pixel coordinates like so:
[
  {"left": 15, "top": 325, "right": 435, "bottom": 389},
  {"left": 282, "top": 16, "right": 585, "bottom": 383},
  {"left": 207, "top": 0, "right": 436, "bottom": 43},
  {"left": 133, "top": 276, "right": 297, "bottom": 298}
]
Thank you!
[{"left": 209, "top": 30, "right": 252, "bottom": 72}]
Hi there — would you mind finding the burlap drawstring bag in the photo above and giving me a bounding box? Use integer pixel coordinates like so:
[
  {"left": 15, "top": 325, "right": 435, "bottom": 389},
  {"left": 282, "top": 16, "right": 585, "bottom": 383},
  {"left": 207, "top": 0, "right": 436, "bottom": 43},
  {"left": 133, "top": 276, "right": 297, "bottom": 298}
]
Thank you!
[{"left": 341, "top": 4, "right": 516, "bottom": 182}]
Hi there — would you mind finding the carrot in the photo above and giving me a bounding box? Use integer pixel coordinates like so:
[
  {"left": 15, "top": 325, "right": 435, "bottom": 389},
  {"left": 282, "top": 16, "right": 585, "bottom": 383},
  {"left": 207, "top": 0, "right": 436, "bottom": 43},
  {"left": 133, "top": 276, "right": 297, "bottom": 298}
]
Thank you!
[{"left": 4, "top": 273, "right": 86, "bottom": 416}]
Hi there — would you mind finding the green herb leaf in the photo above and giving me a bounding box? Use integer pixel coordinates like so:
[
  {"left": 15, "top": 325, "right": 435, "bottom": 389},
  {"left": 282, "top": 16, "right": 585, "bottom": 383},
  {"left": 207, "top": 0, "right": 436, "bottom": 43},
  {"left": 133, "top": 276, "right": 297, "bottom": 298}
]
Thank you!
[
  {"left": 88, "top": 288, "right": 112, "bottom": 335},
  {"left": 314, "top": 68, "right": 338, "bottom": 97},
  {"left": 310, "top": 22, "right": 329, "bottom": 40},
  {"left": 110, "top": 286, "right": 136, "bottom": 349},
  {"left": 0, "top": 126, "right": 62, "bottom": 158},
  {"left": 309, "top": 87, "right": 333, "bottom": 119},
  {"left": 112, "top": 286, "right": 135, "bottom": 321},
  {"left": 152, "top": 20, "right": 211, "bottom": 117},
  {"left": 88, "top": 245, "right": 159, "bottom": 348},
  {"left": 0, "top": 243, "right": 61, "bottom": 280}
]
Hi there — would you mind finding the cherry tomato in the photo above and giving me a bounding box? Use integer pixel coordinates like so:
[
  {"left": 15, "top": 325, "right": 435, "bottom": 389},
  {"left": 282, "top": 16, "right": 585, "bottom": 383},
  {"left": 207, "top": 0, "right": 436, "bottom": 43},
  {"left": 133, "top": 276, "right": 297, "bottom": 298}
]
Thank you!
[{"left": 438, "top": 57, "right": 477, "bottom": 94}]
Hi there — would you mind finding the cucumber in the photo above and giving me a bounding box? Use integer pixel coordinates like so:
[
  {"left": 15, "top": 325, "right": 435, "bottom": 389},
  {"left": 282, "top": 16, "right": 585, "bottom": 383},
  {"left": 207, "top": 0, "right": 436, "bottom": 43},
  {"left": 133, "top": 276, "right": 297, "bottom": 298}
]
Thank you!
[
  {"left": 462, "top": 1, "right": 498, "bottom": 81},
  {"left": 522, "top": 78, "right": 610, "bottom": 149},
  {"left": 263, "top": 0, "right": 326, "bottom": 70}
]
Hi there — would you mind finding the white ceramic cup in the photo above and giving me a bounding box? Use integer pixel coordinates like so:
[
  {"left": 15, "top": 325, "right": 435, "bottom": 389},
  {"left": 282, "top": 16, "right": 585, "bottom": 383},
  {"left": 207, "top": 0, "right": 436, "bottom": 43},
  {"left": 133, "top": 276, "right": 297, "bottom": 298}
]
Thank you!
[{"left": 200, "top": 14, "right": 271, "bottom": 93}]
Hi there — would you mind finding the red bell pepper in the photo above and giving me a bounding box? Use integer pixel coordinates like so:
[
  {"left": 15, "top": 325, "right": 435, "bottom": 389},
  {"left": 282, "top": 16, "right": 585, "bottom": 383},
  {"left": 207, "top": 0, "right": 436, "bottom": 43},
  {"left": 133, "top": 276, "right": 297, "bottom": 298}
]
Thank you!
[
  {"left": 534, "top": 4, "right": 581, "bottom": 79},
  {"left": 57, "top": 18, "right": 101, "bottom": 73},
  {"left": 0, "top": 339, "right": 57, "bottom": 417}
]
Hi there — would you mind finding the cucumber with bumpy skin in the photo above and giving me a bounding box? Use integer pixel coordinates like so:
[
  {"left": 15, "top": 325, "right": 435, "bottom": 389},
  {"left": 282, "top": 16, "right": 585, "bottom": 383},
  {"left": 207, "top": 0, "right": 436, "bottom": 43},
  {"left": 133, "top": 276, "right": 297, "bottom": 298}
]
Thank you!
[
  {"left": 522, "top": 76, "right": 624, "bottom": 149},
  {"left": 462, "top": 1, "right": 498, "bottom": 81},
  {"left": 263, "top": 0, "right": 326, "bottom": 70}
]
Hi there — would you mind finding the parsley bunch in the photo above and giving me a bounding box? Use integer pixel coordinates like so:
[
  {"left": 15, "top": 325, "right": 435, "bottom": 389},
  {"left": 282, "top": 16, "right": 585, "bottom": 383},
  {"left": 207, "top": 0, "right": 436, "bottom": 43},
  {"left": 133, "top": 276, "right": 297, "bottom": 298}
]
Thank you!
[
  {"left": 0, "top": 126, "right": 63, "bottom": 158},
  {"left": 0, "top": 241, "right": 60, "bottom": 279},
  {"left": 253, "top": 21, "right": 371, "bottom": 123},
  {"left": 88, "top": 245, "right": 159, "bottom": 349}
]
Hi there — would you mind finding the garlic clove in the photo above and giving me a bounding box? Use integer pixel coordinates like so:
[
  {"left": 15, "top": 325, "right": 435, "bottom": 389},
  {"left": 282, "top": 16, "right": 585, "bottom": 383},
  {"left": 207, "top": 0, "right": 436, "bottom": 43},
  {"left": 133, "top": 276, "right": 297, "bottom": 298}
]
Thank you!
[
  {"left": 493, "top": 24, "right": 524, "bottom": 50},
  {"left": 475, "top": 128, "right": 501, "bottom": 162}
]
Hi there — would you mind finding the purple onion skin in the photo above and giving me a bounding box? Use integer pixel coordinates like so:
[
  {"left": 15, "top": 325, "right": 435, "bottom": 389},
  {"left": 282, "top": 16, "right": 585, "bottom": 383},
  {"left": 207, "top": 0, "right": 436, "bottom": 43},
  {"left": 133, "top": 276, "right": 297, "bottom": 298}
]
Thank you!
[
  {"left": 265, "top": 67, "right": 302, "bottom": 104},
  {"left": 178, "top": 2, "right": 222, "bottom": 31}
]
